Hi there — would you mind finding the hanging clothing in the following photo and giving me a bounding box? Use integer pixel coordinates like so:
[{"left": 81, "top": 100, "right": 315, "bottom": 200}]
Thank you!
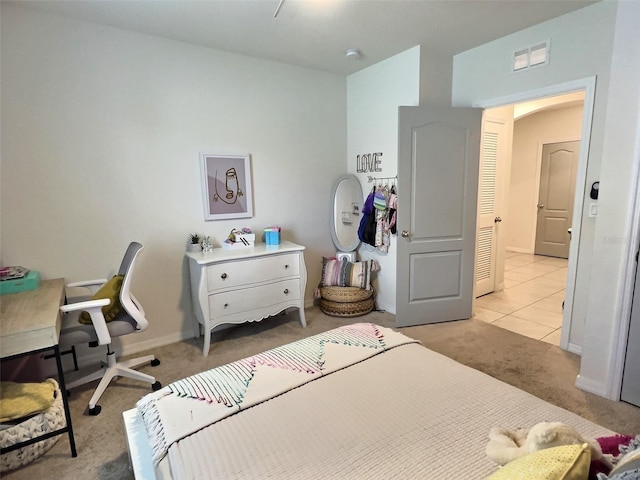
[
  {"left": 373, "top": 186, "right": 390, "bottom": 253},
  {"left": 358, "top": 187, "right": 377, "bottom": 247},
  {"left": 388, "top": 186, "right": 398, "bottom": 235}
]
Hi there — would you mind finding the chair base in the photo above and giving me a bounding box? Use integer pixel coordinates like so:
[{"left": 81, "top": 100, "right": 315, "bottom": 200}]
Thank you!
[{"left": 66, "top": 348, "right": 161, "bottom": 415}]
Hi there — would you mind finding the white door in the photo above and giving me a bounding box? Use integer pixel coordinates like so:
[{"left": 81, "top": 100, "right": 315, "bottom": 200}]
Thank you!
[
  {"left": 396, "top": 105, "right": 482, "bottom": 327},
  {"left": 622, "top": 256, "right": 640, "bottom": 407},
  {"left": 474, "top": 115, "right": 511, "bottom": 297},
  {"left": 534, "top": 141, "right": 579, "bottom": 259}
]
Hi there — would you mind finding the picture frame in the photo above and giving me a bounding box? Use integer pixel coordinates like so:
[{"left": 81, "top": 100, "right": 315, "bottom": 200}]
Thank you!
[{"left": 200, "top": 153, "right": 253, "bottom": 221}]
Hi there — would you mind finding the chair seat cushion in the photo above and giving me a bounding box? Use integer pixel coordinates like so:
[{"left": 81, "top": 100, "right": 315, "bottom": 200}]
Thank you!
[
  {"left": 60, "top": 311, "right": 138, "bottom": 349},
  {"left": 79, "top": 275, "right": 123, "bottom": 324}
]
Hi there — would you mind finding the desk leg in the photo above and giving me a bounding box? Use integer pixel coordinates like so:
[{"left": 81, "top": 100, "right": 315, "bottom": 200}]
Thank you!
[{"left": 53, "top": 344, "right": 77, "bottom": 457}]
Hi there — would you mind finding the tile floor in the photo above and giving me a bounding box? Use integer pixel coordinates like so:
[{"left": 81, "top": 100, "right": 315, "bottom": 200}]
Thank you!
[{"left": 473, "top": 251, "right": 568, "bottom": 346}]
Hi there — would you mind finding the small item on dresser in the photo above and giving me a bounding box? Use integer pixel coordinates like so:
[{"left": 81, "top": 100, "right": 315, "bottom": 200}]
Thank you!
[
  {"left": 201, "top": 236, "right": 214, "bottom": 253},
  {"left": 265, "top": 226, "right": 281, "bottom": 246},
  {"left": 187, "top": 233, "right": 202, "bottom": 252},
  {"left": 223, "top": 228, "right": 255, "bottom": 249}
]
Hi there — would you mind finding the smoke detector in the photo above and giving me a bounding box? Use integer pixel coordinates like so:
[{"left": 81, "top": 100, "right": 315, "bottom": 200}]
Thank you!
[{"left": 345, "top": 49, "right": 361, "bottom": 60}]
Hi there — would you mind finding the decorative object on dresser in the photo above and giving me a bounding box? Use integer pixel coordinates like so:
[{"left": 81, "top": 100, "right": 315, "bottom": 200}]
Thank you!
[
  {"left": 222, "top": 228, "right": 255, "bottom": 250},
  {"left": 264, "top": 226, "right": 281, "bottom": 245},
  {"left": 186, "top": 241, "right": 307, "bottom": 356},
  {"left": 187, "top": 233, "right": 201, "bottom": 252}
]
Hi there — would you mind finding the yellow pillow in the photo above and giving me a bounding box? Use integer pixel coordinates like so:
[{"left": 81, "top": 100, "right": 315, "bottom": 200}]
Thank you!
[
  {"left": 0, "top": 379, "right": 57, "bottom": 422},
  {"left": 79, "top": 275, "right": 124, "bottom": 324},
  {"left": 487, "top": 444, "right": 591, "bottom": 480}
]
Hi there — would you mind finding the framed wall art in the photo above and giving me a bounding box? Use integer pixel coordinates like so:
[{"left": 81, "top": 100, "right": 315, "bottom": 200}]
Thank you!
[{"left": 200, "top": 153, "right": 253, "bottom": 221}]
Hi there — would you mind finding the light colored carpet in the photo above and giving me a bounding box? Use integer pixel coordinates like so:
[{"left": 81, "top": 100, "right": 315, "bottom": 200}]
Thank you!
[{"left": 2, "top": 307, "right": 639, "bottom": 479}]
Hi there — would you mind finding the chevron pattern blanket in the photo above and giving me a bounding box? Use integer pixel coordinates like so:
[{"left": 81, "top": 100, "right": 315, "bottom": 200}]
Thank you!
[{"left": 136, "top": 323, "right": 417, "bottom": 466}]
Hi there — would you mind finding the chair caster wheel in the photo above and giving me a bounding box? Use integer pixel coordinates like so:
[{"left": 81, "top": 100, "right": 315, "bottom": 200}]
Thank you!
[
  {"left": 152, "top": 381, "right": 162, "bottom": 391},
  {"left": 89, "top": 405, "right": 102, "bottom": 416},
  {"left": 151, "top": 359, "right": 160, "bottom": 367}
]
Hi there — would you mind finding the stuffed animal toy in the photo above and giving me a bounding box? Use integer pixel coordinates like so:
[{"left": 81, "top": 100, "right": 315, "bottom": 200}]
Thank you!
[
  {"left": 486, "top": 426, "right": 529, "bottom": 466},
  {"left": 486, "top": 422, "right": 614, "bottom": 469}
]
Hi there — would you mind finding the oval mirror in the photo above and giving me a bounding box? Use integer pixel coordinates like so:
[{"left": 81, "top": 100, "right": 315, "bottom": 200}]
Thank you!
[{"left": 330, "top": 174, "right": 363, "bottom": 252}]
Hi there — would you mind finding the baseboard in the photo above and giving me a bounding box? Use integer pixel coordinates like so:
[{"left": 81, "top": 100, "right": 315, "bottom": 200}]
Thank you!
[
  {"left": 374, "top": 299, "right": 395, "bottom": 315},
  {"left": 41, "top": 331, "right": 195, "bottom": 379},
  {"left": 43, "top": 305, "right": 317, "bottom": 379},
  {"left": 567, "top": 342, "right": 583, "bottom": 355},
  {"left": 506, "top": 247, "right": 534, "bottom": 254},
  {"left": 575, "top": 374, "right": 615, "bottom": 399}
]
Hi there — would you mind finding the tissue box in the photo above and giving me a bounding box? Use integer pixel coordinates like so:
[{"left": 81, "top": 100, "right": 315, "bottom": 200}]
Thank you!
[
  {"left": 265, "top": 228, "right": 281, "bottom": 245},
  {"left": 0, "top": 271, "right": 41, "bottom": 295}
]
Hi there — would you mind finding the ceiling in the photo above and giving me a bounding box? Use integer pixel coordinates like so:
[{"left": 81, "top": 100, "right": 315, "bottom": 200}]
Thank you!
[{"left": 6, "top": 0, "right": 599, "bottom": 76}]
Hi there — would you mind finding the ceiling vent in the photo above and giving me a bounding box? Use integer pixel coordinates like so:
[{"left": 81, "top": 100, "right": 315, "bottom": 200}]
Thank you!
[{"left": 512, "top": 41, "right": 550, "bottom": 73}]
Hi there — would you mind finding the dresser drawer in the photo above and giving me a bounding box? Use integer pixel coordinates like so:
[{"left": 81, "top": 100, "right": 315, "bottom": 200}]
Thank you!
[
  {"left": 206, "top": 253, "right": 299, "bottom": 291},
  {"left": 209, "top": 279, "right": 301, "bottom": 318}
]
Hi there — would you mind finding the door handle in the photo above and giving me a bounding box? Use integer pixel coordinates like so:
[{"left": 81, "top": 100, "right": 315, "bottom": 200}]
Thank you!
[
  {"left": 537, "top": 203, "right": 544, "bottom": 209},
  {"left": 401, "top": 230, "right": 410, "bottom": 238},
  {"left": 494, "top": 217, "right": 502, "bottom": 223}
]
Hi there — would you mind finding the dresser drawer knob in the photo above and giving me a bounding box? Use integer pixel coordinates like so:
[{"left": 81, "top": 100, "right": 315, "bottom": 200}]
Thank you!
[
  {"left": 284, "top": 264, "right": 289, "bottom": 269},
  {"left": 224, "top": 303, "right": 229, "bottom": 308},
  {"left": 221, "top": 273, "right": 227, "bottom": 280},
  {"left": 283, "top": 288, "right": 289, "bottom": 294}
]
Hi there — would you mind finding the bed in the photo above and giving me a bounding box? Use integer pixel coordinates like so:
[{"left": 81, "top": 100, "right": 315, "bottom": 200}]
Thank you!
[{"left": 123, "top": 323, "right": 615, "bottom": 479}]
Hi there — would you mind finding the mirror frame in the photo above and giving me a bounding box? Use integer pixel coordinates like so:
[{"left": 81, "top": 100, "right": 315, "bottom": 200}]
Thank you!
[{"left": 329, "top": 174, "right": 363, "bottom": 252}]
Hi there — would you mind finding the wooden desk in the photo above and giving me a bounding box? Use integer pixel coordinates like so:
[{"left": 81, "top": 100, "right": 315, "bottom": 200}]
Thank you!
[{"left": 0, "top": 278, "right": 77, "bottom": 457}]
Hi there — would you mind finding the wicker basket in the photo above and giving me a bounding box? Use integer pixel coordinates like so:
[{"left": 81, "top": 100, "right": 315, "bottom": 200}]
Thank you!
[
  {"left": 0, "top": 379, "right": 65, "bottom": 473},
  {"left": 319, "top": 297, "right": 375, "bottom": 317},
  {"left": 319, "top": 286, "right": 373, "bottom": 303}
]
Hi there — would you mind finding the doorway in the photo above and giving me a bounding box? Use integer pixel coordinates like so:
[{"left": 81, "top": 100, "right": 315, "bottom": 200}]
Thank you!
[{"left": 474, "top": 88, "right": 588, "bottom": 351}]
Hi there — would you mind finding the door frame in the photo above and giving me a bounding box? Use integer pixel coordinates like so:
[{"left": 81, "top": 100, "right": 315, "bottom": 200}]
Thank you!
[{"left": 473, "top": 76, "right": 596, "bottom": 353}]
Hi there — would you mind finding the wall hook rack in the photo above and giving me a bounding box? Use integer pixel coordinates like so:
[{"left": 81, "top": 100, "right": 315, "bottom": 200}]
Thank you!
[{"left": 367, "top": 175, "right": 397, "bottom": 185}]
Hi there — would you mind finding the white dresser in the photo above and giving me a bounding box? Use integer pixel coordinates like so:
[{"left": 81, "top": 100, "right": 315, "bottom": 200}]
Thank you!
[{"left": 186, "top": 241, "right": 307, "bottom": 355}]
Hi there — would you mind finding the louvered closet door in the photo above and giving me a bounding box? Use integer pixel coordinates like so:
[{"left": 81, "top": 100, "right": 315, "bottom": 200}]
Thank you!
[{"left": 475, "top": 121, "right": 502, "bottom": 297}]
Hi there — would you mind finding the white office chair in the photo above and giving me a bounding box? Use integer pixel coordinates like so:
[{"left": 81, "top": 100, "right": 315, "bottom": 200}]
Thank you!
[{"left": 59, "top": 242, "right": 161, "bottom": 415}]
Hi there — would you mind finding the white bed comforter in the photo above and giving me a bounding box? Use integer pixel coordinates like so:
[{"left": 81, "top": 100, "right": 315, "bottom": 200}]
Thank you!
[
  {"left": 136, "top": 323, "right": 614, "bottom": 479},
  {"left": 137, "top": 323, "right": 417, "bottom": 466}
]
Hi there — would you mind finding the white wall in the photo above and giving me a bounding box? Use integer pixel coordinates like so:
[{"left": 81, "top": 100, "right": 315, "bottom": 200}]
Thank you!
[
  {"left": 1, "top": 5, "right": 346, "bottom": 357},
  {"left": 346, "top": 46, "right": 420, "bottom": 313},
  {"left": 580, "top": 0, "right": 640, "bottom": 398},
  {"left": 453, "top": 1, "right": 640, "bottom": 399},
  {"left": 508, "top": 105, "right": 583, "bottom": 252}
]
